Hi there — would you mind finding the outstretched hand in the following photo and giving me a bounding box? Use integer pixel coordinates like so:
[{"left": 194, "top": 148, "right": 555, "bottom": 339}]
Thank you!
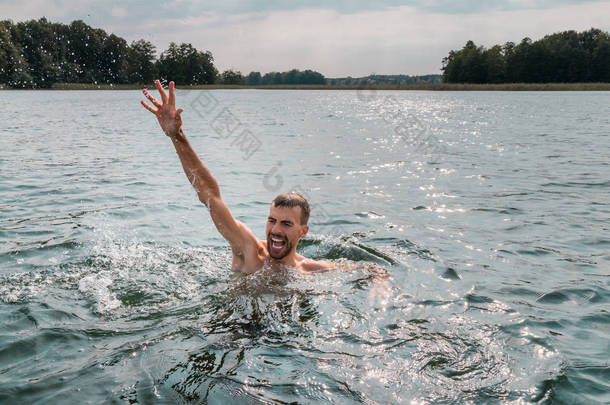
[{"left": 141, "top": 80, "right": 184, "bottom": 139}]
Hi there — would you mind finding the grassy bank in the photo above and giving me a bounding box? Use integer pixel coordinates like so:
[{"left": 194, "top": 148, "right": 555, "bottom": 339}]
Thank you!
[
  {"left": 51, "top": 83, "right": 144, "bottom": 90},
  {"left": 404, "top": 82, "right": 610, "bottom": 91},
  {"left": 180, "top": 82, "right": 610, "bottom": 91},
  {"left": 1, "top": 82, "right": 609, "bottom": 91}
]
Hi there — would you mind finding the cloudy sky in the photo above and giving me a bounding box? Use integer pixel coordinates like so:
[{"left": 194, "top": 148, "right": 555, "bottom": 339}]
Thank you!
[{"left": 2, "top": 0, "right": 609, "bottom": 76}]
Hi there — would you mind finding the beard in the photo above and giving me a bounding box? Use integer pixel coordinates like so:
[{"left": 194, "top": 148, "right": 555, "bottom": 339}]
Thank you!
[{"left": 267, "top": 233, "right": 293, "bottom": 260}]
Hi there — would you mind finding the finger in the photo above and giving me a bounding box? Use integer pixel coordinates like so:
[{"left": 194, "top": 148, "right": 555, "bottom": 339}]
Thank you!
[
  {"left": 169, "top": 81, "right": 176, "bottom": 107},
  {"left": 143, "top": 89, "right": 162, "bottom": 107},
  {"left": 175, "top": 108, "right": 183, "bottom": 122},
  {"left": 140, "top": 100, "right": 158, "bottom": 114},
  {"left": 155, "top": 80, "right": 168, "bottom": 104}
]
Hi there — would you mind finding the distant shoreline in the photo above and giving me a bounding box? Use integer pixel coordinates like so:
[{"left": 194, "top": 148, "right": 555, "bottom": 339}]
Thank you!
[{"left": 2, "top": 82, "right": 610, "bottom": 91}]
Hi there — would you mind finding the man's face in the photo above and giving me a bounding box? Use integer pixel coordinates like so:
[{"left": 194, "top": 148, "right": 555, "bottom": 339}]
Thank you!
[{"left": 266, "top": 204, "right": 309, "bottom": 260}]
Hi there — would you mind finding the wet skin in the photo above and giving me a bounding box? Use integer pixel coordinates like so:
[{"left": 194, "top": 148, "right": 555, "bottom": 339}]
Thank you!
[{"left": 141, "top": 80, "right": 334, "bottom": 274}]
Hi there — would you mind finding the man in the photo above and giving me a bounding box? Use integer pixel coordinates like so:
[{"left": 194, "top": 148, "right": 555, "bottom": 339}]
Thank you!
[{"left": 141, "top": 80, "right": 334, "bottom": 274}]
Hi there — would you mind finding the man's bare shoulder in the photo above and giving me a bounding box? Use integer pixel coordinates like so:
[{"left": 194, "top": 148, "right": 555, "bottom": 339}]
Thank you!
[{"left": 297, "top": 258, "right": 336, "bottom": 274}]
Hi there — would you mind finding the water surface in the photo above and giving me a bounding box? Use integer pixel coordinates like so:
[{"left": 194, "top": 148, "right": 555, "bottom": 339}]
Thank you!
[{"left": 1, "top": 90, "right": 608, "bottom": 404}]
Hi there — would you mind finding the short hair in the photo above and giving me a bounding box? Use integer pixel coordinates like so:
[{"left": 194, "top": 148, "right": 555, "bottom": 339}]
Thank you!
[{"left": 272, "top": 192, "right": 310, "bottom": 225}]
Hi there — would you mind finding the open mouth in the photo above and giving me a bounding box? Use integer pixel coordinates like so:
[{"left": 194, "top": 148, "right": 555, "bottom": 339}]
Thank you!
[
  {"left": 268, "top": 233, "right": 290, "bottom": 258},
  {"left": 270, "top": 236, "right": 287, "bottom": 250}
]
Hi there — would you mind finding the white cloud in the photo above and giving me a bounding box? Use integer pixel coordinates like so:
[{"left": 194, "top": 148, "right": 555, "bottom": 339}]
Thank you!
[
  {"left": 2, "top": 0, "right": 609, "bottom": 76},
  {"left": 0, "top": 0, "right": 95, "bottom": 21},
  {"left": 110, "top": 7, "right": 127, "bottom": 18},
  {"left": 111, "top": 1, "right": 610, "bottom": 76}
]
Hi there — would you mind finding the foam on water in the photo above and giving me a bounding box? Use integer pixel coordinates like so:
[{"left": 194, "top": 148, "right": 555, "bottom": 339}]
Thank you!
[
  {"left": 0, "top": 215, "right": 572, "bottom": 404},
  {"left": 78, "top": 273, "right": 122, "bottom": 313}
]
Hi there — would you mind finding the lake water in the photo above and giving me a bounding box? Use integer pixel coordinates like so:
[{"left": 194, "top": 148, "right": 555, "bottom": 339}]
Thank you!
[{"left": 1, "top": 89, "right": 608, "bottom": 404}]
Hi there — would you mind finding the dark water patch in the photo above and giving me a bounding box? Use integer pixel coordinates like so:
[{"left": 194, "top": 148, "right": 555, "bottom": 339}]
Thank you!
[
  {"left": 470, "top": 206, "right": 524, "bottom": 215},
  {"left": 536, "top": 287, "right": 606, "bottom": 305},
  {"left": 578, "top": 311, "right": 610, "bottom": 327},
  {"left": 0, "top": 238, "right": 81, "bottom": 259},
  {"left": 536, "top": 291, "right": 569, "bottom": 304},
  {"left": 534, "top": 246, "right": 561, "bottom": 254},
  {"left": 0, "top": 328, "right": 88, "bottom": 378},
  {"left": 0, "top": 307, "right": 39, "bottom": 331},
  {"left": 316, "top": 219, "right": 362, "bottom": 226},
  {"left": 440, "top": 267, "right": 461, "bottom": 280},
  {"left": 124, "top": 180, "right": 150, "bottom": 186},
  {"left": 579, "top": 237, "right": 610, "bottom": 247},
  {"left": 498, "top": 207, "right": 525, "bottom": 215},
  {"left": 0, "top": 303, "right": 84, "bottom": 334},
  {"left": 552, "top": 366, "right": 610, "bottom": 405},
  {"left": 530, "top": 370, "right": 569, "bottom": 403},
  {"left": 298, "top": 237, "right": 396, "bottom": 265},
  {"left": 493, "top": 191, "right": 531, "bottom": 197},
  {"left": 392, "top": 238, "right": 437, "bottom": 261},
  {"left": 0, "top": 204, "right": 131, "bottom": 229},
  {"left": 354, "top": 210, "right": 385, "bottom": 218},
  {"left": 516, "top": 247, "right": 556, "bottom": 256},
  {"left": 497, "top": 285, "right": 540, "bottom": 298},
  {"left": 466, "top": 293, "right": 494, "bottom": 304},
  {"left": 542, "top": 180, "right": 610, "bottom": 188},
  {"left": 350, "top": 241, "right": 397, "bottom": 265},
  {"left": 414, "top": 299, "right": 457, "bottom": 307}
]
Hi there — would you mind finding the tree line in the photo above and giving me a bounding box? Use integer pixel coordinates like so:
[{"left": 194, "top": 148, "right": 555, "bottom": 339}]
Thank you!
[
  {"left": 442, "top": 28, "right": 610, "bottom": 83},
  {"left": 327, "top": 74, "right": 441, "bottom": 86},
  {"left": 217, "top": 69, "right": 326, "bottom": 85},
  {"left": 1, "top": 18, "right": 162, "bottom": 87},
  {"left": 0, "top": 18, "right": 326, "bottom": 88},
  {"left": 5, "top": 18, "right": 607, "bottom": 87}
]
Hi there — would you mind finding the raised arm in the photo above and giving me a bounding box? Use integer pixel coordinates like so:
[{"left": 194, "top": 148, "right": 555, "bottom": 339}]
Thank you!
[{"left": 141, "top": 80, "right": 254, "bottom": 251}]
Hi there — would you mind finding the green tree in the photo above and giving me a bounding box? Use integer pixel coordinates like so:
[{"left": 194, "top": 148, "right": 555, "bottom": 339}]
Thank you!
[
  {"left": 245, "top": 71, "right": 261, "bottom": 85},
  {"left": 443, "top": 28, "right": 610, "bottom": 83},
  {"left": 121, "top": 39, "right": 157, "bottom": 84},
  {"left": 260, "top": 69, "right": 325, "bottom": 85},
  {"left": 485, "top": 45, "right": 505, "bottom": 83},
  {"left": 592, "top": 37, "right": 610, "bottom": 82},
  {"left": 65, "top": 20, "right": 106, "bottom": 83},
  {"left": 157, "top": 42, "right": 217, "bottom": 85},
  {"left": 505, "top": 37, "right": 532, "bottom": 82},
  {"left": 442, "top": 41, "right": 487, "bottom": 83},
  {"left": 261, "top": 71, "right": 282, "bottom": 85},
  {"left": 441, "top": 50, "right": 461, "bottom": 82},
  {"left": 0, "top": 21, "right": 15, "bottom": 84},
  {"left": 219, "top": 69, "right": 244, "bottom": 84},
  {"left": 0, "top": 20, "right": 34, "bottom": 87},
  {"left": 300, "top": 69, "right": 326, "bottom": 84},
  {"left": 283, "top": 68, "right": 298, "bottom": 84},
  {"left": 99, "top": 34, "right": 128, "bottom": 83},
  {"left": 12, "top": 18, "right": 63, "bottom": 87}
]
